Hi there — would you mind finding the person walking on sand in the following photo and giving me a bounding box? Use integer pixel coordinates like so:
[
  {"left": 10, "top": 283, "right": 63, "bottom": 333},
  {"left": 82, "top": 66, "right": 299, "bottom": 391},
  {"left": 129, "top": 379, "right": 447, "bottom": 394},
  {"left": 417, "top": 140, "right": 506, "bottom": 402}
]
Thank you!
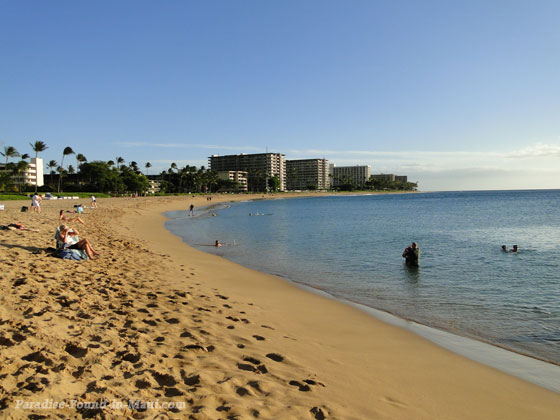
[
  {"left": 31, "top": 193, "right": 42, "bottom": 213},
  {"left": 402, "top": 242, "right": 420, "bottom": 267},
  {"left": 189, "top": 204, "right": 195, "bottom": 216},
  {"left": 90, "top": 195, "right": 97, "bottom": 208}
]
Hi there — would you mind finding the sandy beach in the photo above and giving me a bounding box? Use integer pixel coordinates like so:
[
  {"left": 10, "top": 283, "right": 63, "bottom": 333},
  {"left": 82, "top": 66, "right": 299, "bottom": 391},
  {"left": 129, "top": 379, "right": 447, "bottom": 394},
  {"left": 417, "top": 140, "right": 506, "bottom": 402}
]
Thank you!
[{"left": 1, "top": 194, "right": 559, "bottom": 419}]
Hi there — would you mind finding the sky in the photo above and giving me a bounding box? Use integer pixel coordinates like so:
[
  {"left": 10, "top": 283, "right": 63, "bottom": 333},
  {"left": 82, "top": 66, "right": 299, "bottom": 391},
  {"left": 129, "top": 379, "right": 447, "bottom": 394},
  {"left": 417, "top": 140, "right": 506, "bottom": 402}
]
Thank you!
[{"left": 1, "top": 0, "right": 559, "bottom": 191}]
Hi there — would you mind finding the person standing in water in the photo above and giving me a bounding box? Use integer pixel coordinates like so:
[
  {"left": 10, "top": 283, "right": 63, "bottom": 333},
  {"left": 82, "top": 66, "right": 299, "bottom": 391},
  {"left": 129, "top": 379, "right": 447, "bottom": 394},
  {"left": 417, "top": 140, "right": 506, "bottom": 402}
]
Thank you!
[
  {"left": 189, "top": 204, "right": 195, "bottom": 216},
  {"left": 402, "top": 242, "right": 420, "bottom": 267}
]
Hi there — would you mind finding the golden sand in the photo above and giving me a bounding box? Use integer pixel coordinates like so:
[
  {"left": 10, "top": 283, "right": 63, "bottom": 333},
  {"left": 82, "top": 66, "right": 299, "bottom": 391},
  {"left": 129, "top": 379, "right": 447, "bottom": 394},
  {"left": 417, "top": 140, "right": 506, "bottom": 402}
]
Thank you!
[{"left": 0, "top": 195, "right": 558, "bottom": 419}]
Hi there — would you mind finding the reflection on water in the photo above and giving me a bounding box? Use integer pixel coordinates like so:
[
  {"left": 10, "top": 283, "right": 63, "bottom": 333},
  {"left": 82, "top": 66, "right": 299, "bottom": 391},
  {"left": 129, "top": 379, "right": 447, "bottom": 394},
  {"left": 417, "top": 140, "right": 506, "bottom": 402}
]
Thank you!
[{"left": 403, "top": 265, "right": 420, "bottom": 284}]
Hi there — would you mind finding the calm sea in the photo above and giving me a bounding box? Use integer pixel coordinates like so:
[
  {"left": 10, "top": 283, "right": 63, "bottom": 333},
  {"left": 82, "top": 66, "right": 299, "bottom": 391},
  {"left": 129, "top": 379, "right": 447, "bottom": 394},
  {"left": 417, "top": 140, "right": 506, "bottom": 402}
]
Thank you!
[{"left": 165, "top": 190, "right": 560, "bottom": 365}]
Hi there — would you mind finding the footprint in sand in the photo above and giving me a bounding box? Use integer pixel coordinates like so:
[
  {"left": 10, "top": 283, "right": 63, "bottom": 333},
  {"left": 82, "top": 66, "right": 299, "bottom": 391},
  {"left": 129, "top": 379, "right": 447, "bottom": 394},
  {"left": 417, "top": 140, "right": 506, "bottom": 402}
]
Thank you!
[
  {"left": 237, "top": 363, "right": 268, "bottom": 374},
  {"left": 288, "top": 380, "right": 311, "bottom": 392},
  {"left": 236, "top": 386, "right": 251, "bottom": 396},
  {"left": 237, "top": 357, "right": 268, "bottom": 374},
  {"left": 266, "top": 353, "right": 284, "bottom": 362},
  {"left": 150, "top": 371, "right": 177, "bottom": 387},
  {"left": 181, "top": 371, "right": 201, "bottom": 387},
  {"left": 310, "top": 406, "right": 329, "bottom": 420}
]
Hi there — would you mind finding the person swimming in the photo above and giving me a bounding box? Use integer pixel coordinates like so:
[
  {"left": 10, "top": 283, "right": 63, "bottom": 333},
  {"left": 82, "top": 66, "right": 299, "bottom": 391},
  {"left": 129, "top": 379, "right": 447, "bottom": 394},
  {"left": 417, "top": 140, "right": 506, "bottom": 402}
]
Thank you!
[
  {"left": 501, "top": 245, "right": 508, "bottom": 252},
  {"left": 215, "top": 240, "right": 222, "bottom": 247}
]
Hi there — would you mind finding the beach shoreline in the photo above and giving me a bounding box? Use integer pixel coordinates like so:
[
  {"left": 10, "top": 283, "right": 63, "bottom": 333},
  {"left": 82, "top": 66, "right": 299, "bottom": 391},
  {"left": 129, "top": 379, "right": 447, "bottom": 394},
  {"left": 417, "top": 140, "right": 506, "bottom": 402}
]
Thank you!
[
  {"left": 165, "top": 195, "right": 560, "bottom": 370},
  {"left": 1, "top": 194, "right": 559, "bottom": 419}
]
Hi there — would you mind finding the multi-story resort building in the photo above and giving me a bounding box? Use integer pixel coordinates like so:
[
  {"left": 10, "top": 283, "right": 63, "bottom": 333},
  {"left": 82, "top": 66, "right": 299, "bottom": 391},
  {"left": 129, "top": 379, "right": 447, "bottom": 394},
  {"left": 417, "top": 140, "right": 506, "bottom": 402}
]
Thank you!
[
  {"left": 371, "top": 174, "right": 408, "bottom": 183},
  {"left": 0, "top": 158, "right": 44, "bottom": 188},
  {"left": 217, "top": 170, "right": 249, "bottom": 192},
  {"left": 286, "top": 159, "right": 330, "bottom": 190},
  {"left": 209, "top": 153, "right": 286, "bottom": 192},
  {"left": 329, "top": 164, "right": 371, "bottom": 188}
]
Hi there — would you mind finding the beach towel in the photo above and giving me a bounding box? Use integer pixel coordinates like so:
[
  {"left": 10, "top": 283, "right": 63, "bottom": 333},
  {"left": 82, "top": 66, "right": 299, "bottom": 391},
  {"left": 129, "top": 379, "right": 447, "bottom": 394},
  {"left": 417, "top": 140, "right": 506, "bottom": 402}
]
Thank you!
[{"left": 56, "top": 248, "right": 88, "bottom": 260}]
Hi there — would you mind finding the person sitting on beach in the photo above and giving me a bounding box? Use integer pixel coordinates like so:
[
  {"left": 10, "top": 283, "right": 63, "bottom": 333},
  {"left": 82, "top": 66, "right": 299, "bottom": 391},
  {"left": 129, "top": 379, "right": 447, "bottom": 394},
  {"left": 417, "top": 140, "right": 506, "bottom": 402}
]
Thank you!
[
  {"left": 57, "top": 224, "right": 100, "bottom": 259},
  {"left": 402, "top": 242, "right": 420, "bottom": 267},
  {"left": 215, "top": 240, "right": 222, "bottom": 247},
  {"left": 59, "top": 209, "right": 85, "bottom": 225},
  {"left": 31, "top": 194, "right": 42, "bottom": 213},
  {"left": 501, "top": 245, "right": 508, "bottom": 252}
]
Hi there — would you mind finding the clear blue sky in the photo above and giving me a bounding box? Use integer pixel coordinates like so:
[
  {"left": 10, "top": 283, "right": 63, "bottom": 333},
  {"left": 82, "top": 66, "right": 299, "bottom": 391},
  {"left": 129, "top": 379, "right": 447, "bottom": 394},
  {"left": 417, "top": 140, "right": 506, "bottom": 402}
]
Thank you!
[{"left": 1, "top": 0, "right": 559, "bottom": 190}]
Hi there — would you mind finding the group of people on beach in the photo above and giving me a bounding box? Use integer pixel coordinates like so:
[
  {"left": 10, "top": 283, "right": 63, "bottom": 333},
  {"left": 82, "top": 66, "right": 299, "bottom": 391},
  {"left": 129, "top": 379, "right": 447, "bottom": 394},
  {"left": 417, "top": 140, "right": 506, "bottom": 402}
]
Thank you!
[
  {"left": 26, "top": 193, "right": 100, "bottom": 260},
  {"left": 55, "top": 197, "right": 100, "bottom": 259}
]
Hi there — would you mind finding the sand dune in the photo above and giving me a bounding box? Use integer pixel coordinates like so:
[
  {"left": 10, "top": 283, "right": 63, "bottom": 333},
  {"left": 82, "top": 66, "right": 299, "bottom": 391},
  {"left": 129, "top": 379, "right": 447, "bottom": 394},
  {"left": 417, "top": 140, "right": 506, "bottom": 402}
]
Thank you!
[{"left": 0, "top": 195, "right": 558, "bottom": 419}]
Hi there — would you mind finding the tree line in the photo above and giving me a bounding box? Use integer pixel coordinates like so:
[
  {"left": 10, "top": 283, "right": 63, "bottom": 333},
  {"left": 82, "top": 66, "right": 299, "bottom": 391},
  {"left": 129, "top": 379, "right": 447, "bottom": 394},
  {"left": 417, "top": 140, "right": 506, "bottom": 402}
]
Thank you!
[
  {"left": 333, "top": 176, "right": 418, "bottom": 192},
  {"left": 0, "top": 143, "right": 241, "bottom": 194}
]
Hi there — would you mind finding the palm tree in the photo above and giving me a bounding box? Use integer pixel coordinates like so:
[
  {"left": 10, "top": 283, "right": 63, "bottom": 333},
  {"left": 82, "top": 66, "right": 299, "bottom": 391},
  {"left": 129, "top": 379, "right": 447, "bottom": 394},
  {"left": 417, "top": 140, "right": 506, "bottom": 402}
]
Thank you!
[
  {"left": 76, "top": 153, "right": 87, "bottom": 166},
  {"left": 68, "top": 165, "right": 75, "bottom": 175},
  {"left": 21, "top": 153, "right": 30, "bottom": 160},
  {"left": 107, "top": 160, "right": 115, "bottom": 167},
  {"left": 1, "top": 146, "right": 20, "bottom": 164},
  {"left": 14, "top": 160, "right": 29, "bottom": 192},
  {"left": 130, "top": 161, "right": 139, "bottom": 173},
  {"left": 145, "top": 162, "right": 152, "bottom": 176},
  {"left": 47, "top": 160, "right": 57, "bottom": 188},
  {"left": 30, "top": 141, "right": 48, "bottom": 192},
  {"left": 58, "top": 147, "right": 74, "bottom": 192}
]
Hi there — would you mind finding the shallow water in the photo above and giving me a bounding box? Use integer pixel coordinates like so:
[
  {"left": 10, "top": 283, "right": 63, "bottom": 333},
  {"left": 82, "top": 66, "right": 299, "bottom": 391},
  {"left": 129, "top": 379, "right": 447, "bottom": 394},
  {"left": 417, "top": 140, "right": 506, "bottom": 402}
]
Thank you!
[{"left": 165, "top": 190, "right": 560, "bottom": 365}]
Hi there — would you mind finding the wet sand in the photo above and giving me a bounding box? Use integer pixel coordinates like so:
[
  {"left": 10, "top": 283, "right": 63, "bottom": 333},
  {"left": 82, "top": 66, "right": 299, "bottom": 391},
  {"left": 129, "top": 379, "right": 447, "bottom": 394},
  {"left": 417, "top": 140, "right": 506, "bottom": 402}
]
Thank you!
[{"left": 0, "top": 194, "right": 558, "bottom": 419}]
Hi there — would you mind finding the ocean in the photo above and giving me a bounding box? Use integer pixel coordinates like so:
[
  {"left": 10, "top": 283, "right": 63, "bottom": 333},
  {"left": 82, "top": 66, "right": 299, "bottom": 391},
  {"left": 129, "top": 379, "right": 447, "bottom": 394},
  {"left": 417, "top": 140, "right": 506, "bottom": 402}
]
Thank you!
[{"left": 165, "top": 190, "right": 560, "bottom": 365}]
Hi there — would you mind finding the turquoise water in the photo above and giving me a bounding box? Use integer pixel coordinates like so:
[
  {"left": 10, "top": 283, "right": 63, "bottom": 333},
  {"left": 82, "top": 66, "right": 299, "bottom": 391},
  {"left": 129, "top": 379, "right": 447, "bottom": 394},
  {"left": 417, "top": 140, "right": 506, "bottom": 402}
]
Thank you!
[{"left": 165, "top": 191, "right": 560, "bottom": 365}]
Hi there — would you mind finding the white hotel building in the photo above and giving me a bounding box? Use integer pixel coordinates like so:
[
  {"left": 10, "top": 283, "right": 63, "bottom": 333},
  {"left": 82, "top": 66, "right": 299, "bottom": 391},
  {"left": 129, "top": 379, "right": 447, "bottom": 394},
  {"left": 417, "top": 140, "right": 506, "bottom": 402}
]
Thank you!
[{"left": 0, "top": 157, "right": 44, "bottom": 188}]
